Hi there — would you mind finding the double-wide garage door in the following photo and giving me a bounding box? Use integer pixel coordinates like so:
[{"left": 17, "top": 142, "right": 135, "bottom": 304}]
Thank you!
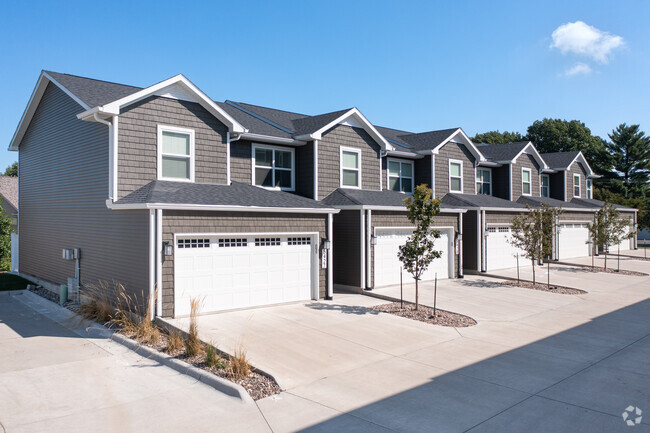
[
  {"left": 558, "top": 223, "right": 591, "bottom": 259},
  {"left": 373, "top": 227, "right": 452, "bottom": 288},
  {"left": 174, "top": 235, "right": 315, "bottom": 316}
]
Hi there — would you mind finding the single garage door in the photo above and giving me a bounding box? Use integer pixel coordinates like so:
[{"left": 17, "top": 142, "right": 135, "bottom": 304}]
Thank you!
[
  {"left": 486, "top": 226, "right": 526, "bottom": 271},
  {"left": 174, "top": 235, "right": 315, "bottom": 316},
  {"left": 610, "top": 224, "right": 632, "bottom": 252},
  {"left": 373, "top": 227, "right": 452, "bottom": 288},
  {"left": 558, "top": 223, "right": 591, "bottom": 259}
]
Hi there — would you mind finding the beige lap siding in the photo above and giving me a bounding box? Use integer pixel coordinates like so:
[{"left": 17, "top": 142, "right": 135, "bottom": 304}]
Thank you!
[
  {"left": 369, "top": 211, "right": 460, "bottom": 287},
  {"left": 434, "top": 142, "right": 476, "bottom": 197},
  {"left": 318, "top": 125, "right": 381, "bottom": 199},
  {"left": 161, "top": 211, "right": 328, "bottom": 317},
  {"left": 118, "top": 96, "right": 229, "bottom": 198}
]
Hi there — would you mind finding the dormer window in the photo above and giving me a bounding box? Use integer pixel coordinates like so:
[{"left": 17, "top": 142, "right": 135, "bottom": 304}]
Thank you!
[
  {"left": 252, "top": 144, "right": 294, "bottom": 191},
  {"left": 522, "top": 168, "right": 532, "bottom": 196},
  {"left": 449, "top": 160, "right": 463, "bottom": 193},
  {"left": 476, "top": 168, "right": 491, "bottom": 195},
  {"left": 573, "top": 174, "right": 581, "bottom": 197},
  {"left": 340, "top": 147, "right": 361, "bottom": 188},
  {"left": 388, "top": 159, "right": 414, "bottom": 193},
  {"left": 158, "top": 125, "right": 195, "bottom": 182}
]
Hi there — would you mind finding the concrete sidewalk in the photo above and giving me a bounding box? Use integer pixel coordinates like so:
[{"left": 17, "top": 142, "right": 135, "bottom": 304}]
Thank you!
[{"left": 0, "top": 291, "right": 270, "bottom": 433}]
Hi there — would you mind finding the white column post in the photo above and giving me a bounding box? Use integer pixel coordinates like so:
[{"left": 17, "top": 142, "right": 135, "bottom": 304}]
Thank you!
[{"left": 327, "top": 213, "right": 334, "bottom": 299}]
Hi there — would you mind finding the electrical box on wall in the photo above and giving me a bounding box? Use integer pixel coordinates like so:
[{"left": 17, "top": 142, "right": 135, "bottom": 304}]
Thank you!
[{"left": 62, "top": 248, "right": 80, "bottom": 260}]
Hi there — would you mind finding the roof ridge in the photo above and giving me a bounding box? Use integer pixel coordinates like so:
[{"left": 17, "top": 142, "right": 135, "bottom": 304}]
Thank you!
[
  {"left": 336, "top": 188, "right": 362, "bottom": 205},
  {"left": 44, "top": 70, "right": 142, "bottom": 90}
]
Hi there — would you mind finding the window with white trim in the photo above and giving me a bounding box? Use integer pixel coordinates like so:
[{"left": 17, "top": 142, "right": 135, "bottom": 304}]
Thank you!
[
  {"left": 573, "top": 174, "right": 581, "bottom": 197},
  {"left": 388, "top": 159, "right": 414, "bottom": 193},
  {"left": 586, "top": 178, "right": 593, "bottom": 199},
  {"left": 476, "top": 168, "right": 491, "bottom": 195},
  {"left": 252, "top": 145, "right": 294, "bottom": 191},
  {"left": 541, "top": 174, "right": 549, "bottom": 197},
  {"left": 340, "top": 147, "right": 361, "bottom": 188},
  {"left": 449, "top": 160, "right": 463, "bottom": 193},
  {"left": 522, "top": 168, "right": 532, "bottom": 196},
  {"left": 158, "top": 125, "right": 194, "bottom": 181}
]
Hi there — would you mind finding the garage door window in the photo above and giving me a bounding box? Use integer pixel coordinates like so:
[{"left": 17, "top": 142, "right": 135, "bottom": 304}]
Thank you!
[
  {"left": 255, "top": 238, "right": 281, "bottom": 246},
  {"left": 177, "top": 238, "right": 210, "bottom": 248},
  {"left": 288, "top": 237, "right": 311, "bottom": 245},
  {"left": 253, "top": 145, "right": 294, "bottom": 191},
  {"left": 218, "top": 238, "right": 248, "bottom": 247},
  {"left": 388, "top": 159, "right": 414, "bottom": 193}
]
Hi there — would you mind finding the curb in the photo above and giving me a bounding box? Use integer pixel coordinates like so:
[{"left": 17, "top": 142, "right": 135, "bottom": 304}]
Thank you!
[{"left": 109, "top": 333, "right": 253, "bottom": 404}]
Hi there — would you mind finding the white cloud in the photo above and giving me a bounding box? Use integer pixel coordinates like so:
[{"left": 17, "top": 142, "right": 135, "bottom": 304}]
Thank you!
[
  {"left": 551, "top": 21, "right": 624, "bottom": 63},
  {"left": 564, "top": 62, "right": 592, "bottom": 76}
]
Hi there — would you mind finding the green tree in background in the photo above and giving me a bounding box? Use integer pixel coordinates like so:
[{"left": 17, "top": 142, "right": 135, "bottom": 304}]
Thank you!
[
  {"left": 604, "top": 124, "right": 650, "bottom": 198},
  {"left": 0, "top": 206, "right": 13, "bottom": 271},
  {"left": 3, "top": 162, "right": 17, "bottom": 177},
  {"left": 472, "top": 130, "right": 525, "bottom": 145}
]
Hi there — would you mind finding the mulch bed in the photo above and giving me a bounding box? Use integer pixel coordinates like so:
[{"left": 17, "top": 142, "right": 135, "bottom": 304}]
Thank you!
[
  {"left": 26, "top": 284, "right": 281, "bottom": 401},
  {"left": 372, "top": 302, "right": 477, "bottom": 327},
  {"left": 563, "top": 264, "right": 647, "bottom": 276},
  {"left": 502, "top": 280, "right": 586, "bottom": 295}
]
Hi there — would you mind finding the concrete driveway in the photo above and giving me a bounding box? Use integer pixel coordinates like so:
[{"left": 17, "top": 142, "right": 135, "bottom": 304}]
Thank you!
[
  {"left": 0, "top": 291, "right": 270, "bottom": 433},
  {"left": 167, "top": 262, "right": 650, "bottom": 432}
]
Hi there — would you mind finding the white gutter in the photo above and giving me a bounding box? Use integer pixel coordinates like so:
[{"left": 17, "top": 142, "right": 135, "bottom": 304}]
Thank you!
[
  {"left": 313, "top": 139, "right": 319, "bottom": 200},
  {"left": 330, "top": 204, "right": 468, "bottom": 213},
  {"left": 105, "top": 200, "right": 340, "bottom": 214},
  {"left": 226, "top": 132, "right": 231, "bottom": 184},
  {"left": 238, "top": 132, "right": 306, "bottom": 146},
  {"left": 385, "top": 150, "right": 423, "bottom": 159},
  {"left": 156, "top": 210, "right": 163, "bottom": 316}
]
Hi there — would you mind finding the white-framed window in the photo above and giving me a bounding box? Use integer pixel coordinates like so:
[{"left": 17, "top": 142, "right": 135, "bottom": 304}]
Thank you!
[
  {"left": 449, "top": 159, "right": 463, "bottom": 193},
  {"left": 541, "top": 174, "right": 550, "bottom": 197},
  {"left": 476, "top": 168, "right": 492, "bottom": 195},
  {"left": 157, "top": 125, "right": 195, "bottom": 182},
  {"left": 387, "top": 159, "right": 414, "bottom": 193},
  {"left": 573, "top": 173, "right": 581, "bottom": 197},
  {"left": 521, "top": 168, "right": 532, "bottom": 196},
  {"left": 340, "top": 147, "right": 361, "bottom": 188},
  {"left": 586, "top": 178, "right": 593, "bottom": 199},
  {"left": 252, "top": 144, "right": 295, "bottom": 191}
]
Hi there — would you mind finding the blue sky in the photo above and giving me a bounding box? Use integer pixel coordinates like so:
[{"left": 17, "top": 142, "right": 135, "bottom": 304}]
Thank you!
[{"left": 1, "top": 0, "right": 648, "bottom": 171}]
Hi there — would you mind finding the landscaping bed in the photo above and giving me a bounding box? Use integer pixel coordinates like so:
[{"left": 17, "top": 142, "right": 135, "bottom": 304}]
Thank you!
[
  {"left": 372, "top": 302, "right": 477, "bottom": 327},
  {"left": 502, "top": 280, "right": 586, "bottom": 295},
  {"left": 563, "top": 264, "right": 647, "bottom": 276}
]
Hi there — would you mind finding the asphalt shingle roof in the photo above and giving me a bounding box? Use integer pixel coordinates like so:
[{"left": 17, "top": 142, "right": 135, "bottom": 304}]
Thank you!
[
  {"left": 45, "top": 71, "right": 142, "bottom": 108},
  {"left": 478, "top": 142, "right": 529, "bottom": 162},
  {"left": 115, "top": 181, "right": 331, "bottom": 209},
  {"left": 321, "top": 188, "right": 412, "bottom": 207},
  {"left": 397, "top": 128, "right": 460, "bottom": 151},
  {"left": 570, "top": 198, "right": 637, "bottom": 211},
  {"left": 441, "top": 193, "right": 527, "bottom": 209},
  {"left": 541, "top": 151, "right": 581, "bottom": 170},
  {"left": 517, "top": 196, "right": 591, "bottom": 209},
  {"left": 233, "top": 102, "right": 309, "bottom": 132},
  {"left": 216, "top": 102, "right": 294, "bottom": 138},
  {"left": 291, "top": 109, "right": 353, "bottom": 136},
  {"left": 0, "top": 176, "right": 18, "bottom": 211}
]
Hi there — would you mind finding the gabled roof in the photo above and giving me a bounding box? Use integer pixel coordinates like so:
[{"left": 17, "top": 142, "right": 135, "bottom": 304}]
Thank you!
[
  {"left": 114, "top": 180, "right": 335, "bottom": 212},
  {"left": 321, "top": 188, "right": 466, "bottom": 212},
  {"left": 0, "top": 176, "right": 18, "bottom": 211},
  {"left": 45, "top": 71, "right": 142, "bottom": 107},
  {"left": 517, "top": 195, "right": 592, "bottom": 210},
  {"left": 570, "top": 198, "right": 637, "bottom": 212},
  {"left": 397, "top": 128, "right": 460, "bottom": 151},
  {"left": 479, "top": 141, "right": 547, "bottom": 169},
  {"left": 541, "top": 151, "right": 594, "bottom": 176},
  {"left": 441, "top": 193, "right": 527, "bottom": 210},
  {"left": 216, "top": 101, "right": 295, "bottom": 139},
  {"left": 292, "top": 109, "right": 353, "bottom": 136}
]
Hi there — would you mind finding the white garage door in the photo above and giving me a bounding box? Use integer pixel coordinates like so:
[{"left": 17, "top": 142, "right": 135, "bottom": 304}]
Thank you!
[
  {"left": 610, "top": 224, "right": 632, "bottom": 252},
  {"left": 558, "top": 223, "right": 591, "bottom": 259},
  {"left": 174, "top": 235, "right": 315, "bottom": 316},
  {"left": 373, "top": 228, "right": 452, "bottom": 288},
  {"left": 486, "top": 226, "right": 526, "bottom": 271}
]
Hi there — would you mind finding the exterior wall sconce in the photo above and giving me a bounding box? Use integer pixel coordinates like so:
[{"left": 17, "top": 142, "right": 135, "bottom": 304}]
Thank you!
[
  {"left": 323, "top": 239, "right": 331, "bottom": 250},
  {"left": 163, "top": 241, "right": 173, "bottom": 257},
  {"left": 370, "top": 234, "right": 377, "bottom": 246}
]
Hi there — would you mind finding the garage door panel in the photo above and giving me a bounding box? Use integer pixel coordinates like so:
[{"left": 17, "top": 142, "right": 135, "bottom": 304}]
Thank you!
[{"left": 174, "top": 235, "right": 314, "bottom": 316}]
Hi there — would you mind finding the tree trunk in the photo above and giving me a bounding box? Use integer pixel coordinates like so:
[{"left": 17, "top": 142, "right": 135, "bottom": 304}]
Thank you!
[
  {"left": 531, "top": 259, "right": 536, "bottom": 285},
  {"left": 604, "top": 250, "right": 608, "bottom": 271},
  {"left": 415, "top": 278, "right": 419, "bottom": 311}
]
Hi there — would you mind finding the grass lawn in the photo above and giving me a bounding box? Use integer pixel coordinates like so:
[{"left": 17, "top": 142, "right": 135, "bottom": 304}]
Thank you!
[{"left": 0, "top": 273, "right": 32, "bottom": 291}]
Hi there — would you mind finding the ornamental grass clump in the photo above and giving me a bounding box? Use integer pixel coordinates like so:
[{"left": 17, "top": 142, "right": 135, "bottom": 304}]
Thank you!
[
  {"left": 228, "top": 342, "right": 251, "bottom": 379},
  {"left": 184, "top": 297, "right": 203, "bottom": 357}
]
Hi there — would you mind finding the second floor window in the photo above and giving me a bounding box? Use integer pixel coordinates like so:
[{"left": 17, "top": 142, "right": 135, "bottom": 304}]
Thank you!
[
  {"left": 449, "top": 160, "right": 463, "bottom": 193},
  {"left": 541, "top": 174, "right": 549, "bottom": 197},
  {"left": 253, "top": 145, "right": 294, "bottom": 191},
  {"left": 573, "top": 174, "right": 581, "bottom": 197},
  {"left": 158, "top": 125, "right": 195, "bottom": 182},
  {"left": 341, "top": 147, "right": 361, "bottom": 188},
  {"left": 522, "top": 168, "right": 532, "bottom": 196},
  {"left": 476, "top": 168, "right": 491, "bottom": 195},
  {"left": 388, "top": 159, "right": 414, "bottom": 193},
  {"left": 586, "top": 178, "right": 593, "bottom": 199}
]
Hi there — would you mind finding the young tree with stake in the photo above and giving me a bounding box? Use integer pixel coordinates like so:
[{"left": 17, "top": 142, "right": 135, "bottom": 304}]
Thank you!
[
  {"left": 397, "top": 185, "right": 441, "bottom": 311},
  {"left": 589, "top": 202, "right": 634, "bottom": 270}
]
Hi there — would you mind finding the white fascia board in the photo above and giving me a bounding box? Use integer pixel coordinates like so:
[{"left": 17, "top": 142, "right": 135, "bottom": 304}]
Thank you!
[
  {"left": 512, "top": 142, "right": 548, "bottom": 169},
  {"left": 80, "top": 75, "right": 246, "bottom": 133},
  {"left": 298, "top": 108, "right": 395, "bottom": 151},
  {"left": 331, "top": 204, "right": 467, "bottom": 213},
  {"left": 237, "top": 132, "right": 306, "bottom": 146},
  {"left": 433, "top": 128, "right": 486, "bottom": 162},
  {"left": 9, "top": 71, "right": 91, "bottom": 151},
  {"left": 477, "top": 161, "right": 502, "bottom": 167},
  {"left": 105, "top": 200, "right": 339, "bottom": 214},
  {"left": 385, "top": 150, "right": 423, "bottom": 159},
  {"left": 477, "top": 207, "right": 529, "bottom": 212}
]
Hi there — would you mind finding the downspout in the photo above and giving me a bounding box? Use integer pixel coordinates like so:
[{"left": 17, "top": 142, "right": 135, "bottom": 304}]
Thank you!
[
  {"left": 476, "top": 211, "right": 481, "bottom": 272},
  {"left": 366, "top": 209, "right": 372, "bottom": 289},
  {"left": 148, "top": 210, "right": 156, "bottom": 320},
  {"left": 93, "top": 113, "right": 115, "bottom": 201},
  {"left": 156, "top": 210, "right": 163, "bottom": 316},
  {"left": 458, "top": 212, "right": 464, "bottom": 278},
  {"left": 327, "top": 213, "right": 333, "bottom": 299},
  {"left": 226, "top": 132, "right": 231, "bottom": 184},
  {"left": 313, "top": 140, "right": 319, "bottom": 200},
  {"left": 360, "top": 209, "right": 366, "bottom": 289}
]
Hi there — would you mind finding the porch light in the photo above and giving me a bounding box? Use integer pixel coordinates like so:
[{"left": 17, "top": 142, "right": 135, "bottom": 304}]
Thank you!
[
  {"left": 163, "top": 241, "right": 173, "bottom": 257},
  {"left": 370, "top": 234, "right": 377, "bottom": 246},
  {"left": 323, "top": 239, "right": 331, "bottom": 250}
]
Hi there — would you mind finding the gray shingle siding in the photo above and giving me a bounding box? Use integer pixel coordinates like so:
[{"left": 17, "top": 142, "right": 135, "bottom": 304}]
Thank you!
[
  {"left": 511, "top": 154, "right": 541, "bottom": 200},
  {"left": 318, "top": 125, "right": 381, "bottom": 199},
  {"left": 19, "top": 82, "right": 150, "bottom": 303},
  {"left": 230, "top": 139, "right": 251, "bottom": 184},
  {"left": 161, "top": 211, "right": 327, "bottom": 317},
  {"left": 118, "top": 96, "right": 228, "bottom": 198},
  {"left": 566, "top": 162, "right": 588, "bottom": 200},
  {"left": 434, "top": 142, "right": 476, "bottom": 197}
]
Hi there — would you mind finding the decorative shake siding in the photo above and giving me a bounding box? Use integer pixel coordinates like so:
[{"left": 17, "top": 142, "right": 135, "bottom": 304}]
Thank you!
[
  {"left": 485, "top": 211, "right": 521, "bottom": 225},
  {"left": 491, "top": 165, "right": 510, "bottom": 200},
  {"left": 118, "top": 96, "right": 228, "bottom": 198},
  {"left": 19, "top": 83, "right": 149, "bottom": 301},
  {"left": 161, "top": 211, "right": 327, "bottom": 317},
  {"left": 369, "top": 211, "right": 460, "bottom": 287},
  {"left": 566, "top": 162, "right": 588, "bottom": 200},
  {"left": 434, "top": 142, "right": 476, "bottom": 197},
  {"left": 511, "top": 154, "right": 541, "bottom": 200},
  {"left": 318, "top": 125, "right": 381, "bottom": 198},
  {"left": 230, "top": 139, "right": 252, "bottom": 183},
  {"left": 332, "top": 210, "right": 361, "bottom": 287},
  {"left": 560, "top": 211, "right": 596, "bottom": 223}
]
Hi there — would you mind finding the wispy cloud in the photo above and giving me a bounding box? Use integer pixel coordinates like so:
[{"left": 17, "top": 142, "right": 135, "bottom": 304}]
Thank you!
[
  {"left": 551, "top": 21, "right": 623, "bottom": 63},
  {"left": 564, "top": 62, "right": 592, "bottom": 76}
]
